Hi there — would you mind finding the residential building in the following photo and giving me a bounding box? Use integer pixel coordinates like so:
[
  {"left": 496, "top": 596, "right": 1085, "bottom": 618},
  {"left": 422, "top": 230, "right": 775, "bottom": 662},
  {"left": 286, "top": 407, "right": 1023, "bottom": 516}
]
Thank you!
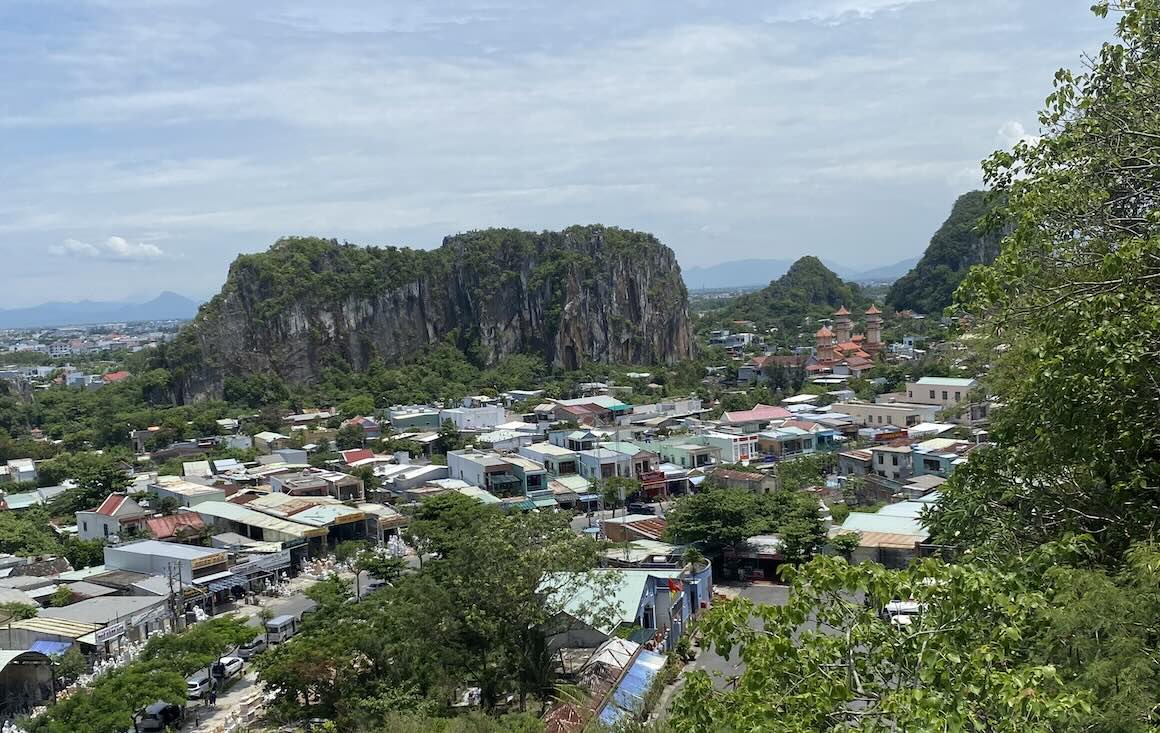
[
  {"left": 655, "top": 439, "right": 720, "bottom": 470},
  {"left": 911, "top": 438, "right": 977, "bottom": 478},
  {"left": 719, "top": 404, "right": 792, "bottom": 433},
  {"left": 837, "top": 449, "right": 873, "bottom": 476},
  {"left": 548, "top": 565, "right": 713, "bottom": 653},
  {"left": 253, "top": 431, "right": 290, "bottom": 454},
  {"left": 149, "top": 476, "right": 225, "bottom": 508},
  {"left": 5, "top": 458, "right": 37, "bottom": 484},
  {"left": 579, "top": 448, "right": 630, "bottom": 481},
  {"left": 76, "top": 494, "right": 152, "bottom": 541},
  {"left": 476, "top": 429, "right": 536, "bottom": 452},
  {"left": 709, "top": 467, "right": 777, "bottom": 493},
  {"left": 439, "top": 404, "right": 507, "bottom": 431},
  {"left": 342, "top": 416, "right": 382, "bottom": 440},
  {"left": 695, "top": 431, "right": 758, "bottom": 464},
  {"left": 447, "top": 449, "right": 522, "bottom": 496},
  {"left": 519, "top": 442, "right": 580, "bottom": 476},
  {"left": 757, "top": 426, "right": 816, "bottom": 458},
  {"left": 505, "top": 455, "right": 548, "bottom": 495},
  {"left": 870, "top": 444, "right": 913, "bottom": 482},
  {"left": 832, "top": 400, "right": 939, "bottom": 429},
  {"left": 269, "top": 469, "right": 364, "bottom": 501},
  {"left": 904, "top": 376, "right": 989, "bottom": 425},
  {"left": 387, "top": 406, "right": 442, "bottom": 431}
]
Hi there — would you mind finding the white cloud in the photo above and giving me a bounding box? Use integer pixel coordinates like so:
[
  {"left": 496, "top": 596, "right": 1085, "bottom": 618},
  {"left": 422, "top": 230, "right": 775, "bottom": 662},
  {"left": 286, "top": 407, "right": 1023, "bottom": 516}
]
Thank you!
[
  {"left": 49, "top": 236, "right": 166, "bottom": 260},
  {"left": 998, "top": 120, "right": 1042, "bottom": 147}
]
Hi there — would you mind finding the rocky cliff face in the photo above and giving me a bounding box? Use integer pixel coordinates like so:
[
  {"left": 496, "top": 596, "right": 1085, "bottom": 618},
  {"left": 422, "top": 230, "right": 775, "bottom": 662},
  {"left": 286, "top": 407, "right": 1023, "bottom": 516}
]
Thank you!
[{"left": 169, "top": 226, "right": 692, "bottom": 401}]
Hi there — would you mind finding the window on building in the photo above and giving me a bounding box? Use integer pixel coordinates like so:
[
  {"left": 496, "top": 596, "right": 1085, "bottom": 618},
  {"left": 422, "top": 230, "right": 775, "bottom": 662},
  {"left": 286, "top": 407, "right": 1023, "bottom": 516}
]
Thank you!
[
  {"left": 929, "top": 390, "right": 936, "bottom": 399},
  {"left": 103, "top": 525, "right": 109, "bottom": 537},
  {"left": 82, "top": 521, "right": 88, "bottom": 532},
  {"left": 877, "top": 470, "right": 886, "bottom": 477},
  {"left": 877, "top": 454, "right": 884, "bottom": 464},
  {"left": 877, "top": 415, "right": 883, "bottom": 423},
  {"left": 907, "top": 391, "right": 912, "bottom": 398},
  {"left": 892, "top": 455, "right": 898, "bottom": 466},
  {"left": 955, "top": 391, "right": 961, "bottom": 401},
  {"left": 942, "top": 391, "right": 948, "bottom": 400}
]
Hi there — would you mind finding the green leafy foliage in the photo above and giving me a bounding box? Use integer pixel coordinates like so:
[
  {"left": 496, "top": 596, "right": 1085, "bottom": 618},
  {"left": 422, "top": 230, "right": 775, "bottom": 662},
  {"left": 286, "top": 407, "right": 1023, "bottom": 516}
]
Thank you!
[
  {"left": 665, "top": 486, "right": 824, "bottom": 561},
  {"left": 928, "top": 0, "right": 1160, "bottom": 563},
  {"left": 257, "top": 496, "right": 610, "bottom": 725},
  {"left": 718, "top": 256, "right": 870, "bottom": 336},
  {"left": 29, "top": 616, "right": 252, "bottom": 733},
  {"left": 885, "top": 190, "right": 1002, "bottom": 315},
  {"left": 669, "top": 555, "right": 1093, "bottom": 733}
]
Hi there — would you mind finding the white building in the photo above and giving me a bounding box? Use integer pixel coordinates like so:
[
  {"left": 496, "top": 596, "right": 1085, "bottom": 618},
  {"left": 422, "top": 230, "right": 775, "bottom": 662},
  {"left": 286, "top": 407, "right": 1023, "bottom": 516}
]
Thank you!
[
  {"left": 439, "top": 404, "right": 507, "bottom": 431},
  {"left": 76, "top": 495, "right": 152, "bottom": 541}
]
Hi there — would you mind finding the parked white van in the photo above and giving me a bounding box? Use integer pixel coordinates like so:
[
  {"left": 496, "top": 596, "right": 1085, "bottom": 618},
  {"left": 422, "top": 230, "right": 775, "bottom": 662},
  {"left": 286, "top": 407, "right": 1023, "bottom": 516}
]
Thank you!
[{"left": 265, "top": 614, "right": 299, "bottom": 643}]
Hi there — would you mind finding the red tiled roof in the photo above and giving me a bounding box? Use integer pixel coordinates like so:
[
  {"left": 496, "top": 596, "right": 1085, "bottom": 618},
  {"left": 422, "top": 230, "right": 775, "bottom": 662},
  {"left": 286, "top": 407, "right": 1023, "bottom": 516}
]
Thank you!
[
  {"left": 723, "top": 404, "right": 792, "bottom": 424},
  {"left": 95, "top": 494, "right": 126, "bottom": 516},
  {"left": 341, "top": 448, "right": 375, "bottom": 464},
  {"left": 834, "top": 305, "right": 850, "bottom": 316},
  {"left": 102, "top": 370, "right": 131, "bottom": 382},
  {"left": 782, "top": 420, "right": 822, "bottom": 432},
  {"left": 815, "top": 325, "right": 833, "bottom": 338},
  {"left": 865, "top": 304, "right": 882, "bottom": 314},
  {"left": 145, "top": 513, "right": 205, "bottom": 540}
]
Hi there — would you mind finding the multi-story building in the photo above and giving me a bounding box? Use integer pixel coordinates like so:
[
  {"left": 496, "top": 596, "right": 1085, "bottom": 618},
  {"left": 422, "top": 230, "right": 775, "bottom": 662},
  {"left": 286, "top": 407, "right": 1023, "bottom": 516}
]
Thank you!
[
  {"left": 519, "top": 442, "right": 581, "bottom": 476},
  {"left": 904, "top": 377, "right": 988, "bottom": 425},
  {"left": 832, "top": 400, "right": 940, "bottom": 429}
]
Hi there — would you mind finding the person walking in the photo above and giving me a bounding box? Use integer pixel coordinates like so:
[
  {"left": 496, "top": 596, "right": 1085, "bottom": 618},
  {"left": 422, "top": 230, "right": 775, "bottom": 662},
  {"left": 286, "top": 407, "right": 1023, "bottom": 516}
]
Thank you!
[{"left": 208, "top": 684, "right": 218, "bottom": 707}]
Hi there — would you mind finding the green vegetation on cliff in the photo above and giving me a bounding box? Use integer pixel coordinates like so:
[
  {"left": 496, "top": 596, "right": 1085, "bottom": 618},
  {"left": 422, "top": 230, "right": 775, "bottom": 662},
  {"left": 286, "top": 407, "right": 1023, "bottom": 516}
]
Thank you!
[
  {"left": 884, "top": 191, "right": 1002, "bottom": 315},
  {"left": 715, "top": 256, "right": 870, "bottom": 335},
  {"left": 158, "top": 225, "right": 692, "bottom": 400}
]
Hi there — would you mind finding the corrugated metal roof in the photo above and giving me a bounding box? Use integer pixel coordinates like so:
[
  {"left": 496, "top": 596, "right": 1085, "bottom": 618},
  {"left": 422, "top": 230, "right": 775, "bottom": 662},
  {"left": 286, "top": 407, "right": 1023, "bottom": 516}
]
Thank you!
[
  {"left": 193, "top": 501, "right": 327, "bottom": 538},
  {"left": 9, "top": 617, "right": 100, "bottom": 639},
  {"left": 839, "top": 512, "right": 928, "bottom": 538}
]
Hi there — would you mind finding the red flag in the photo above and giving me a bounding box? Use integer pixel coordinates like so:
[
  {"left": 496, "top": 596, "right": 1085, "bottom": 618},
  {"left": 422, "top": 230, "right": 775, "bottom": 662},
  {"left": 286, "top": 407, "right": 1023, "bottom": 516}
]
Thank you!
[{"left": 667, "top": 578, "right": 684, "bottom": 593}]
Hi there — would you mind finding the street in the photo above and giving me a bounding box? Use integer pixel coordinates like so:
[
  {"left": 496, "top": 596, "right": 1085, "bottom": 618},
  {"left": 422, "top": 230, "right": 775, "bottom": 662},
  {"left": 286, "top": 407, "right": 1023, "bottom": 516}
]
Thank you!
[{"left": 694, "top": 583, "right": 790, "bottom": 690}]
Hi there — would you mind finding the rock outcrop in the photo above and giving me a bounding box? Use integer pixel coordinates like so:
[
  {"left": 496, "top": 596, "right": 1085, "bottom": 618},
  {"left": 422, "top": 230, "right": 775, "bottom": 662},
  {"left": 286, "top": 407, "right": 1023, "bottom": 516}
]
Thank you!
[{"left": 166, "top": 226, "right": 693, "bottom": 401}]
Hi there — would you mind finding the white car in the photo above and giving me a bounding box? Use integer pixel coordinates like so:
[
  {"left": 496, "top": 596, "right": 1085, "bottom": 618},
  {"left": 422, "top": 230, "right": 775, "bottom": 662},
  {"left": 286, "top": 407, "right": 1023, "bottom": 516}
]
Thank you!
[
  {"left": 237, "top": 636, "right": 267, "bottom": 659},
  {"left": 211, "top": 656, "right": 244, "bottom": 680},
  {"left": 186, "top": 671, "right": 211, "bottom": 699}
]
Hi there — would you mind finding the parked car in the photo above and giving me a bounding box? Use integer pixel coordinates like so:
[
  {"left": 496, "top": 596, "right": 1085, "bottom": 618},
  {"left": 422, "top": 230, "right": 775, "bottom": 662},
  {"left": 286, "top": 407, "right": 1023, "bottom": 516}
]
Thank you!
[
  {"left": 211, "top": 656, "right": 244, "bottom": 680},
  {"left": 237, "top": 636, "right": 267, "bottom": 660},
  {"left": 627, "top": 502, "right": 655, "bottom": 515},
  {"left": 137, "top": 700, "right": 184, "bottom": 731},
  {"left": 186, "top": 671, "right": 211, "bottom": 699}
]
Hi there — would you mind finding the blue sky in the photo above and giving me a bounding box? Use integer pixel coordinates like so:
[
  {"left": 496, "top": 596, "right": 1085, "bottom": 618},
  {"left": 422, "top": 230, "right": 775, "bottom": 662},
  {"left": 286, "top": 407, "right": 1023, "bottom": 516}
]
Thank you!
[{"left": 0, "top": 0, "right": 1111, "bottom": 306}]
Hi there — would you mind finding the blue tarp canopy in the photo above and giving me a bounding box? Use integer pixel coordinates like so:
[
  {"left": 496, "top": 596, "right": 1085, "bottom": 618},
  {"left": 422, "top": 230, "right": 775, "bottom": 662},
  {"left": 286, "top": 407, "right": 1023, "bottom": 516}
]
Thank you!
[
  {"left": 29, "top": 640, "right": 71, "bottom": 656},
  {"left": 598, "top": 649, "right": 667, "bottom": 725}
]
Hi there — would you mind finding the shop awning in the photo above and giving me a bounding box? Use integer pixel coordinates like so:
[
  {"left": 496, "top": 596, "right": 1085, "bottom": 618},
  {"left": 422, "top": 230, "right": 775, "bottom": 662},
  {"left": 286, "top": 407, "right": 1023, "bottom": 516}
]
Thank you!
[
  {"left": 577, "top": 493, "right": 601, "bottom": 503},
  {"left": 195, "top": 572, "right": 246, "bottom": 594}
]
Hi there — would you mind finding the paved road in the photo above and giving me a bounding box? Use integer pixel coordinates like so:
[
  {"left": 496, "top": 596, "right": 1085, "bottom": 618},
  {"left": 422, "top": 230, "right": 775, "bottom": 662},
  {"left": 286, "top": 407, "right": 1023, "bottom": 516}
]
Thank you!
[{"left": 695, "top": 584, "right": 791, "bottom": 690}]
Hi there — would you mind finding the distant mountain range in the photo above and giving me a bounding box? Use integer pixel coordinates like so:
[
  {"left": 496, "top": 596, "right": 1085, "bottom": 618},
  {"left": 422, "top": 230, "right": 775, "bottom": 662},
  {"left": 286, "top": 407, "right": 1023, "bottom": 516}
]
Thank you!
[
  {"left": 683, "top": 256, "right": 920, "bottom": 290},
  {"left": 0, "top": 291, "right": 201, "bottom": 329}
]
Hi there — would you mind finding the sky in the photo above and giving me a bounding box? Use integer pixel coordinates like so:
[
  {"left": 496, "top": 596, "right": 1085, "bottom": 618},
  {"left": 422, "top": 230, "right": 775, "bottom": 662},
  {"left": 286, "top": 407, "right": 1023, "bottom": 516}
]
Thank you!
[{"left": 0, "top": 0, "right": 1113, "bottom": 306}]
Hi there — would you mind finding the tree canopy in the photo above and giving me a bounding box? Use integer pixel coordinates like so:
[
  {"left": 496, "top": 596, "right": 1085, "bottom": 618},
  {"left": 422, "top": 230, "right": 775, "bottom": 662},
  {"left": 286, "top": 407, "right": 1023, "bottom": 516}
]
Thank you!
[{"left": 927, "top": 0, "right": 1160, "bottom": 564}]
